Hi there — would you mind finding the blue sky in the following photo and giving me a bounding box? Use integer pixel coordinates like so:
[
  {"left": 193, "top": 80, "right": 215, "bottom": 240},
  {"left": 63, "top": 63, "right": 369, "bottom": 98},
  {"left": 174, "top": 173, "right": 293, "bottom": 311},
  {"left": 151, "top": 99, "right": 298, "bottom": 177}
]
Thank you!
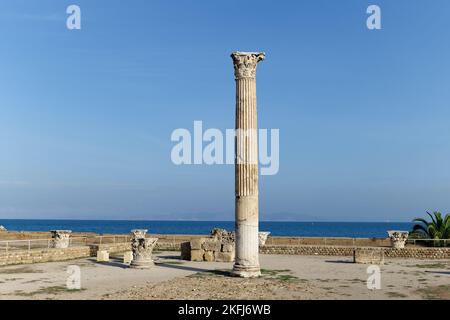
[{"left": 0, "top": 0, "right": 449, "bottom": 221}]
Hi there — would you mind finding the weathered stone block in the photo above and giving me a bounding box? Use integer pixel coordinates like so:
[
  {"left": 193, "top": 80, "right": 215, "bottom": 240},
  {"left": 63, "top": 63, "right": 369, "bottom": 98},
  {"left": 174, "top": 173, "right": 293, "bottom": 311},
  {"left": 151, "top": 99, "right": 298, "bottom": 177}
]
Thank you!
[
  {"left": 211, "top": 228, "right": 235, "bottom": 244},
  {"left": 190, "top": 238, "right": 204, "bottom": 250},
  {"left": 215, "top": 251, "right": 235, "bottom": 262},
  {"left": 180, "top": 242, "right": 191, "bottom": 260},
  {"left": 202, "top": 239, "right": 221, "bottom": 252},
  {"left": 190, "top": 249, "right": 205, "bottom": 262},
  {"left": 123, "top": 251, "right": 133, "bottom": 264},
  {"left": 97, "top": 250, "right": 109, "bottom": 262},
  {"left": 204, "top": 251, "right": 215, "bottom": 262},
  {"left": 354, "top": 248, "right": 384, "bottom": 265},
  {"left": 222, "top": 243, "right": 234, "bottom": 252}
]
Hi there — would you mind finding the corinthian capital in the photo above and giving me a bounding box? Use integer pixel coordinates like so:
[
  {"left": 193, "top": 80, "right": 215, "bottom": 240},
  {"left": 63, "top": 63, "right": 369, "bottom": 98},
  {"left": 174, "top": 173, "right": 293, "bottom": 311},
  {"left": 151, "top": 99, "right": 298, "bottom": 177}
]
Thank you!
[{"left": 231, "top": 51, "right": 265, "bottom": 80}]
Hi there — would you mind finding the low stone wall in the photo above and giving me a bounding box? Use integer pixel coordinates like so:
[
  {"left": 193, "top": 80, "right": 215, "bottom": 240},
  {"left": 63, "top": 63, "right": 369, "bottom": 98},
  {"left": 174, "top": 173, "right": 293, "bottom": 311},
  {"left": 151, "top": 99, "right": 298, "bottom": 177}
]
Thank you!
[
  {"left": 0, "top": 241, "right": 190, "bottom": 267},
  {"left": 181, "top": 235, "right": 235, "bottom": 262},
  {"left": 354, "top": 248, "right": 385, "bottom": 264},
  {"left": 90, "top": 242, "right": 131, "bottom": 255},
  {"left": 155, "top": 242, "right": 181, "bottom": 251},
  {"left": 0, "top": 246, "right": 91, "bottom": 266},
  {"left": 260, "top": 245, "right": 450, "bottom": 260},
  {"left": 0, "top": 231, "right": 395, "bottom": 247},
  {"left": 264, "top": 237, "right": 391, "bottom": 247},
  {"left": 147, "top": 234, "right": 392, "bottom": 247},
  {"left": 90, "top": 241, "right": 181, "bottom": 254},
  {"left": 2, "top": 242, "right": 449, "bottom": 267},
  {"left": 260, "top": 245, "right": 355, "bottom": 256},
  {"left": 0, "top": 243, "right": 133, "bottom": 267},
  {"left": 384, "top": 247, "right": 450, "bottom": 259},
  {"left": 0, "top": 231, "right": 96, "bottom": 240}
]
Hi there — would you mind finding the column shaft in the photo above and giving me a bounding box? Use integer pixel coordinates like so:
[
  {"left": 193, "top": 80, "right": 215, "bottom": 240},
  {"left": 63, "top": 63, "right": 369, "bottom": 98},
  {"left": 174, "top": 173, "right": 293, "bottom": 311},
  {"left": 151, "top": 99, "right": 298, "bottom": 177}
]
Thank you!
[{"left": 231, "top": 52, "right": 265, "bottom": 278}]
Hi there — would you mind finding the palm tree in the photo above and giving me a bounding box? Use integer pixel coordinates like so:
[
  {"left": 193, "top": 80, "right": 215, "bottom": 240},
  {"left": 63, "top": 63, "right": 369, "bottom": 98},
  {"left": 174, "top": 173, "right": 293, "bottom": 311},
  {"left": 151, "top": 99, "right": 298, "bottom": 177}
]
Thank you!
[{"left": 412, "top": 211, "right": 450, "bottom": 240}]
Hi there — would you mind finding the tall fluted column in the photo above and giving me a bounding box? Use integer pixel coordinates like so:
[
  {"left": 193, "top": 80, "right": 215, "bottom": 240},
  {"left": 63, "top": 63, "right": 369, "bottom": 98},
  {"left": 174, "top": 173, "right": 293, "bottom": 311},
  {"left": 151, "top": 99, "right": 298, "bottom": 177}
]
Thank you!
[{"left": 231, "top": 51, "right": 265, "bottom": 278}]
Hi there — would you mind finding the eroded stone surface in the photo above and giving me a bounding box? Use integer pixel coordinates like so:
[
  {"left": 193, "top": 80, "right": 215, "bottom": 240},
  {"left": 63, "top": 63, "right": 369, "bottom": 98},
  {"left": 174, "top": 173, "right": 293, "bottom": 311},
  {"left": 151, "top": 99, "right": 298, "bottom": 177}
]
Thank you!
[
  {"left": 131, "top": 229, "right": 148, "bottom": 239},
  {"left": 258, "top": 232, "right": 271, "bottom": 246},
  {"left": 130, "top": 229, "right": 158, "bottom": 269},
  {"left": 204, "top": 251, "right": 215, "bottom": 262},
  {"left": 222, "top": 244, "right": 234, "bottom": 252},
  {"left": 123, "top": 251, "right": 133, "bottom": 264},
  {"left": 215, "top": 251, "right": 235, "bottom": 263},
  {"left": 190, "top": 249, "right": 204, "bottom": 262},
  {"left": 184, "top": 229, "right": 237, "bottom": 262},
  {"left": 202, "top": 239, "right": 221, "bottom": 252},
  {"left": 190, "top": 239, "right": 203, "bottom": 250},
  {"left": 353, "top": 248, "right": 385, "bottom": 265},
  {"left": 231, "top": 51, "right": 265, "bottom": 278},
  {"left": 211, "top": 229, "right": 235, "bottom": 244},
  {"left": 50, "top": 230, "right": 72, "bottom": 249},
  {"left": 388, "top": 231, "right": 409, "bottom": 249},
  {"left": 97, "top": 250, "right": 110, "bottom": 262}
]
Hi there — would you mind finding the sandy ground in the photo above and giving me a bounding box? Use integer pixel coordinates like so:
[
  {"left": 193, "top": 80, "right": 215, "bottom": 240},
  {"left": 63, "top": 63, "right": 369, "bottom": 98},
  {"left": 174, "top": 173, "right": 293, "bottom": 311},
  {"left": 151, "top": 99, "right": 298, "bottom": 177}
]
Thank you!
[{"left": 0, "top": 252, "right": 449, "bottom": 300}]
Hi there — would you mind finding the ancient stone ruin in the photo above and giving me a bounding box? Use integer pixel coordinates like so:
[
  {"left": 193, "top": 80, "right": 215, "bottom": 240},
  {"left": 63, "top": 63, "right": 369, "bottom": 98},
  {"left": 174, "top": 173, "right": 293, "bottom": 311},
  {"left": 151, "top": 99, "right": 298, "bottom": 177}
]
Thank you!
[
  {"left": 258, "top": 232, "right": 271, "bottom": 246},
  {"left": 97, "top": 250, "right": 109, "bottom": 262},
  {"left": 50, "top": 230, "right": 72, "bottom": 249},
  {"left": 211, "top": 228, "right": 235, "bottom": 244},
  {"left": 231, "top": 51, "right": 265, "bottom": 278},
  {"left": 387, "top": 230, "right": 409, "bottom": 249},
  {"left": 180, "top": 228, "right": 271, "bottom": 263},
  {"left": 129, "top": 229, "right": 158, "bottom": 269},
  {"left": 181, "top": 228, "right": 235, "bottom": 262}
]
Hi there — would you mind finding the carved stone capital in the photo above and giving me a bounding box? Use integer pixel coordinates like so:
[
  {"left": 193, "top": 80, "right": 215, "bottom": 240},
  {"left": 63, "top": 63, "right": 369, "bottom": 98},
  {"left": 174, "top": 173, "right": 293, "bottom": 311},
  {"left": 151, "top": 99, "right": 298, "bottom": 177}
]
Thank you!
[
  {"left": 258, "top": 232, "right": 271, "bottom": 246},
  {"left": 387, "top": 230, "right": 409, "bottom": 249},
  {"left": 130, "top": 237, "right": 158, "bottom": 269},
  {"left": 131, "top": 229, "right": 148, "bottom": 239},
  {"left": 231, "top": 52, "right": 265, "bottom": 80},
  {"left": 50, "top": 230, "right": 72, "bottom": 249},
  {"left": 130, "top": 229, "right": 158, "bottom": 268}
]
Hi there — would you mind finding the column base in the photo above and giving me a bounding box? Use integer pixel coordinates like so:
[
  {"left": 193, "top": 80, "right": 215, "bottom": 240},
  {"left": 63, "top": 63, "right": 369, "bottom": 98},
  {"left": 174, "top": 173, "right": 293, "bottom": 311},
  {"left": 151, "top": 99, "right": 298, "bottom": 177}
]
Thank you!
[
  {"left": 231, "top": 264, "right": 261, "bottom": 278},
  {"left": 130, "top": 260, "right": 154, "bottom": 269}
]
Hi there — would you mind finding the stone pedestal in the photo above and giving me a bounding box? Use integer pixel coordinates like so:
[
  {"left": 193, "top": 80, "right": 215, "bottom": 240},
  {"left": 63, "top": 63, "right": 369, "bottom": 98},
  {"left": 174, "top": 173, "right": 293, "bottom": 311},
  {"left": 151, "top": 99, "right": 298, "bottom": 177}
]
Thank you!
[
  {"left": 123, "top": 251, "right": 133, "bottom": 264},
  {"left": 97, "top": 250, "right": 110, "bottom": 262},
  {"left": 130, "top": 229, "right": 158, "bottom": 269},
  {"left": 231, "top": 52, "right": 265, "bottom": 278},
  {"left": 50, "top": 230, "right": 72, "bottom": 249},
  {"left": 388, "top": 231, "right": 409, "bottom": 249}
]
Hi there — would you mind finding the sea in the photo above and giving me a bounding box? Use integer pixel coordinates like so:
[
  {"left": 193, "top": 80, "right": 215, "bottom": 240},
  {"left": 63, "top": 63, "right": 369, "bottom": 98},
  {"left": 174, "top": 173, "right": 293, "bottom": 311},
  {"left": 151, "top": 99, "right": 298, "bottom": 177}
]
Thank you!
[{"left": 0, "top": 220, "right": 414, "bottom": 238}]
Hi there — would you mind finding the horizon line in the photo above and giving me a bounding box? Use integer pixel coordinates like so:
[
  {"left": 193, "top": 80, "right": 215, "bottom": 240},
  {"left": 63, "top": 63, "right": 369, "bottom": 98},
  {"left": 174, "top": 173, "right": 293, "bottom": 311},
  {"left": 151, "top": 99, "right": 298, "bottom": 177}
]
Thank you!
[{"left": 0, "top": 218, "right": 414, "bottom": 223}]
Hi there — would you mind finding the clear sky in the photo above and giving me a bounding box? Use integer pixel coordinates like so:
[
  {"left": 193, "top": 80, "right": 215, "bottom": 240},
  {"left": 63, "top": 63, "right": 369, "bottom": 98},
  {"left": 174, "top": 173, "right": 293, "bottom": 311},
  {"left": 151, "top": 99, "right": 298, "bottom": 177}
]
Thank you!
[{"left": 0, "top": 0, "right": 449, "bottom": 222}]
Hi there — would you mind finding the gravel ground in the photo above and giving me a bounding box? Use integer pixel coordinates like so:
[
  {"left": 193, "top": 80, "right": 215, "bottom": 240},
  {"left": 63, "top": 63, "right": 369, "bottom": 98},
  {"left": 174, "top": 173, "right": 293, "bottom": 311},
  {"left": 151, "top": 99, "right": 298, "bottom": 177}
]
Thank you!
[{"left": 1, "top": 252, "right": 449, "bottom": 300}]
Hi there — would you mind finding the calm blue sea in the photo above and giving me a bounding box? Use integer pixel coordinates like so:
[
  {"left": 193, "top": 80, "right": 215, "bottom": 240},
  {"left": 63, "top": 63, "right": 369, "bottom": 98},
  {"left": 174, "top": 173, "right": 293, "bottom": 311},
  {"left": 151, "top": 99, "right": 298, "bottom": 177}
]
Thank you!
[{"left": 0, "top": 220, "right": 413, "bottom": 238}]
